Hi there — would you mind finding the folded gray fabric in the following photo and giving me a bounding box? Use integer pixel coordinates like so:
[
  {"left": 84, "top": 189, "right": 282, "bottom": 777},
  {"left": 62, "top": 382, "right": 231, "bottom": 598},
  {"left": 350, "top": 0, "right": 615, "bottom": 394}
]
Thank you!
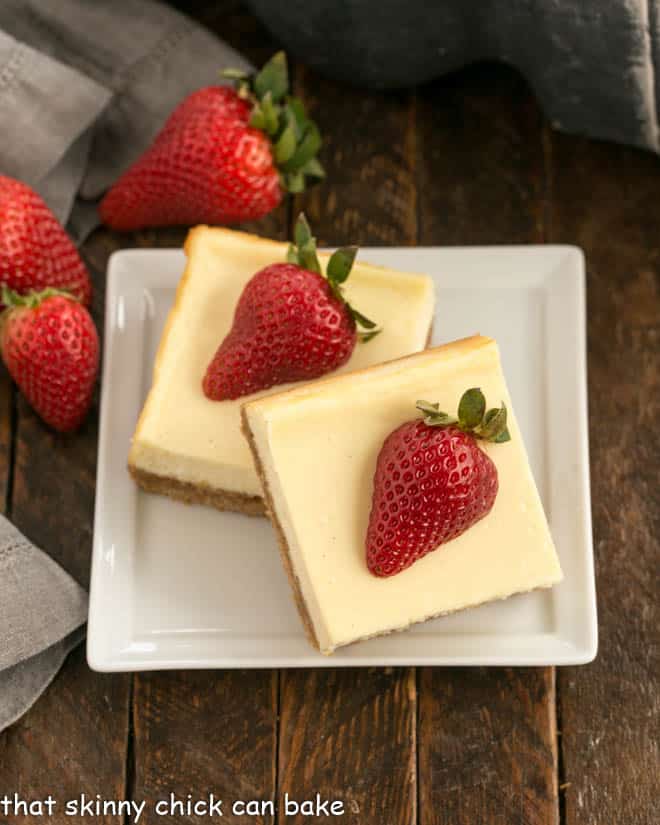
[
  {"left": 0, "top": 0, "right": 252, "bottom": 238},
  {"left": 250, "top": 0, "right": 660, "bottom": 154},
  {"left": 0, "top": 516, "right": 88, "bottom": 732}
]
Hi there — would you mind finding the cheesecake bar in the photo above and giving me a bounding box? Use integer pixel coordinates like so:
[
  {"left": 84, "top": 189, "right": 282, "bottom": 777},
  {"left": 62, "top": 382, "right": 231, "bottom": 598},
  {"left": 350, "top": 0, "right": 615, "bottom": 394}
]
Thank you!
[
  {"left": 128, "top": 226, "right": 435, "bottom": 514},
  {"left": 242, "top": 335, "right": 563, "bottom": 653}
]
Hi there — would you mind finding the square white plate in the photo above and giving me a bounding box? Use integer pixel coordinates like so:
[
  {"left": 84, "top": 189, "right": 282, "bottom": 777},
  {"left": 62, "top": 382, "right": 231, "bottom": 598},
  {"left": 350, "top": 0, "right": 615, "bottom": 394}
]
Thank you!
[{"left": 88, "top": 245, "right": 597, "bottom": 670}]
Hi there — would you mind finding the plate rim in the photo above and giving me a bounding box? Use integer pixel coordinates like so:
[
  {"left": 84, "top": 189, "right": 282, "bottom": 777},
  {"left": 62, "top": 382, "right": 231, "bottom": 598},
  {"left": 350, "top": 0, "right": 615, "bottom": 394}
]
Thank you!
[{"left": 87, "top": 244, "right": 597, "bottom": 671}]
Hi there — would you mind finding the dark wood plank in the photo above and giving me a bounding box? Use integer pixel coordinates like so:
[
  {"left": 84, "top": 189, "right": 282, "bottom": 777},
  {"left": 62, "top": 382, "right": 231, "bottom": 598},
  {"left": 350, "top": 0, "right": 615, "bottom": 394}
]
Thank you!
[
  {"left": 0, "top": 240, "right": 130, "bottom": 821},
  {"left": 420, "top": 668, "right": 557, "bottom": 824},
  {"left": 0, "top": 646, "right": 129, "bottom": 824},
  {"left": 416, "top": 62, "right": 545, "bottom": 246},
  {"left": 280, "top": 669, "right": 417, "bottom": 823},
  {"left": 416, "top": 64, "right": 559, "bottom": 825},
  {"left": 127, "top": 7, "right": 286, "bottom": 822},
  {"left": 294, "top": 64, "right": 417, "bottom": 247},
  {"left": 547, "top": 133, "right": 659, "bottom": 825},
  {"left": 277, "top": 65, "right": 418, "bottom": 825},
  {"left": 133, "top": 671, "right": 277, "bottom": 825}
]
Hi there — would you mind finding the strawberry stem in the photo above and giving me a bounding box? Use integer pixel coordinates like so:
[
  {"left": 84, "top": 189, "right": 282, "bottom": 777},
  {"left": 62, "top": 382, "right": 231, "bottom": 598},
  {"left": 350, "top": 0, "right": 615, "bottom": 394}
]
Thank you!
[
  {"left": 416, "top": 389, "right": 511, "bottom": 443},
  {"left": 223, "top": 52, "right": 325, "bottom": 194},
  {"left": 286, "top": 214, "right": 381, "bottom": 341},
  {"left": 1, "top": 284, "right": 77, "bottom": 310}
]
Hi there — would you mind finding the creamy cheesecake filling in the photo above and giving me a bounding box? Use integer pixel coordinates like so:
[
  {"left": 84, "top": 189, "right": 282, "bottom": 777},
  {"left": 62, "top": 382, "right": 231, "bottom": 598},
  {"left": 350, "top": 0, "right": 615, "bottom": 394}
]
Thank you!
[
  {"left": 244, "top": 336, "right": 563, "bottom": 653},
  {"left": 129, "top": 440, "right": 261, "bottom": 496},
  {"left": 130, "top": 227, "right": 435, "bottom": 498}
]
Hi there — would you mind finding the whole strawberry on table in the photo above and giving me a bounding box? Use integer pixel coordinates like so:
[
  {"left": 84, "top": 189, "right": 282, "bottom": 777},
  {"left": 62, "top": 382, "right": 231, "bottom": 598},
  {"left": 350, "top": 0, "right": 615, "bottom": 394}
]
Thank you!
[
  {"left": 203, "top": 213, "right": 380, "bottom": 400},
  {"left": 367, "top": 388, "right": 510, "bottom": 577},
  {"left": 0, "top": 287, "right": 99, "bottom": 433},
  {"left": 0, "top": 175, "right": 92, "bottom": 305},
  {"left": 100, "top": 52, "right": 324, "bottom": 230}
]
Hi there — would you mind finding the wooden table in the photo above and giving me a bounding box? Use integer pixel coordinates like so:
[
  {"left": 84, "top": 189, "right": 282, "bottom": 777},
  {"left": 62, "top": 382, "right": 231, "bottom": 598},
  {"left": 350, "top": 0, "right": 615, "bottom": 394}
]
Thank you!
[{"left": 0, "top": 3, "right": 657, "bottom": 823}]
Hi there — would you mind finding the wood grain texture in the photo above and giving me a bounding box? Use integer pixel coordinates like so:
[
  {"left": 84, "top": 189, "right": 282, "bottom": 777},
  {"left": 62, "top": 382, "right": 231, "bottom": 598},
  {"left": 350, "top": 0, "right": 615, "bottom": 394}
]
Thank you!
[
  {"left": 0, "top": 646, "right": 129, "bottom": 824},
  {"left": 132, "top": 671, "right": 278, "bottom": 824},
  {"left": 293, "top": 63, "right": 417, "bottom": 246},
  {"left": 416, "top": 63, "right": 559, "bottom": 825},
  {"left": 279, "top": 669, "right": 417, "bottom": 824},
  {"left": 547, "top": 133, "right": 659, "bottom": 825},
  {"left": 0, "top": 241, "right": 130, "bottom": 822},
  {"left": 419, "top": 668, "right": 557, "bottom": 825}
]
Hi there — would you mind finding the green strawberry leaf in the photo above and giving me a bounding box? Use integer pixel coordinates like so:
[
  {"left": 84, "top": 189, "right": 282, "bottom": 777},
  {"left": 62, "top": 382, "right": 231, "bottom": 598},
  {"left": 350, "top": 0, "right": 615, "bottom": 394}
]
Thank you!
[
  {"left": 299, "top": 242, "right": 321, "bottom": 273},
  {"left": 327, "top": 246, "right": 358, "bottom": 286},
  {"left": 458, "top": 387, "right": 486, "bottom": 429},
  {"left": 289, "top": 214, "right": 322, "bottom": 272},
  {"left": 294, "top": 213, "right": 313, "bottom": 248},
  {"left": 1, "top": 284, "right": 75, "bottom": 309},
  {"left": 287, "top": 96, "right": 307, "bottom": 131},
  {"left": 281, "top": 123, "right": 322, "bottom": 172},
  {"left": 349, "top": 306, "right": 378, "bottom": 329},
  {"left": 221, "top": 67, "right": 250, "bottom": 81},
  {"left": 249, "top": 103, "right": 266, "bottom": 131},
  {"left": 301, "top": 157, "right": 325, "bottom": 179},
  {"left": 359, "top": 329, "right": 382, "bottom": 343},
  {"left": 415, "top": 392, "right": 511, "bottom": 442},
  {"left": 260, "top": 92, "right": 279, "bottom": 135},
  {"left": 285, "top": 171, "right": 306, "bottom": 193},
  {"left": 416, "top": 400, "right": 457, "bottom": 426},
  {"left": 416, "top": 400, "right": 440, "bottom": 415},
  {"left": 477, "top": 404, "right": 508, "bottom": 441},
  {"left": 253, "top": 51, "right": 288, "bottom": 102},
  {"left": 424, "top": 413, "right": 458, "bottom": 427},
  {"left": 275, "top": 120, "right": 297, "bottom": 164}
]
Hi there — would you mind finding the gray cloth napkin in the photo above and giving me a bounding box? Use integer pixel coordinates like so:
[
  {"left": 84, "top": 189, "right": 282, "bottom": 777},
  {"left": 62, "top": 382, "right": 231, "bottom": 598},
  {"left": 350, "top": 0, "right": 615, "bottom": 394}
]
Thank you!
[
  {"left": 0, "top": 516, "right": 88, "bottom": 731},
  {"left": 0, "top": 0, "right": 252, "bottom": 238},
  {"left": 0, "top": 1, "right": 253, "bottom": 731}
]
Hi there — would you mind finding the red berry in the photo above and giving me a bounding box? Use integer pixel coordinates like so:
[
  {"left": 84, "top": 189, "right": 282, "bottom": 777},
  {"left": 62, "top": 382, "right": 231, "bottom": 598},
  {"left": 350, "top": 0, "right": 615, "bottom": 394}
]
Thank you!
[
  {"left": 366, "top": 421, "right": 499, "bottom": 577},
  {"left": 99, "top": 86, "right": 282, "bottom": 231},
  {"left": 0, "top": 175, "right": 92, "bottom": 305},
  {"left": 0, "top": 291, "right": 99, "bottom": 432},
  {"left": 203, "top": 263, "right": 356, "bottom": 400}
]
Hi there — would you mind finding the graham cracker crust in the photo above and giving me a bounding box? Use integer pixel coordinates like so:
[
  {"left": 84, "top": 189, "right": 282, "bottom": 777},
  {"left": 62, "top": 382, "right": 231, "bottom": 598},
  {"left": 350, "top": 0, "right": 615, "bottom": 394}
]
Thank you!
[
  {"left": 128, "top": 464, "right": 266, "bottom": 516},
  {"left": 239, "top": 412, "right": 322, "bottom": 653}
]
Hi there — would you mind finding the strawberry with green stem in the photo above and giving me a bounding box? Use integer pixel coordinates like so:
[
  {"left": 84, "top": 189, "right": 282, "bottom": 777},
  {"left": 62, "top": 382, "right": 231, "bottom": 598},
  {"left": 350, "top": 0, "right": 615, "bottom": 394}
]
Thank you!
[
  {"left": 0, "top": 286, "right": 99, "bottom": 433},
  {"left": 203, "top": 213, "right": 380, "bottom": 400},
  {"left": 100, "top": 52, "right": 324, "bottom": 231},
  {"left": 367, "top": 388, "right": 510, "bottom": 577}
]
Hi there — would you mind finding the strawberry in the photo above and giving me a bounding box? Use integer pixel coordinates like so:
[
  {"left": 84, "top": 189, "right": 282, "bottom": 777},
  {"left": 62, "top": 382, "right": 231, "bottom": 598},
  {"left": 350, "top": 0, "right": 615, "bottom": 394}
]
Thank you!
[
  {"left": 99, "top": 52, "right": 324, "bottom": 231},
  {"left": 366, "top": 389, "right": 511, "bottom": 577},
  {"left": 203, "top": 213, "right": 380, "bottom": 400},
  {"left": 0, "top": 175, "right": 92, "bottom": 305},
  {"left": 0, "top": 287, "right": 99, "bottom": 433}
]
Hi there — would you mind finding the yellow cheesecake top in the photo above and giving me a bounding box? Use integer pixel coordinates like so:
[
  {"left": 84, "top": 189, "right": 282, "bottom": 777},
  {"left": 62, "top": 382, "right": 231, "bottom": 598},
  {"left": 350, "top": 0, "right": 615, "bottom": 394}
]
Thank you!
[
  {"left": 243, "top": 336, "right": 563, "bottom": 653},
  {"left": 129, "top": 226, "right": 435, "bottom": 496}
]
